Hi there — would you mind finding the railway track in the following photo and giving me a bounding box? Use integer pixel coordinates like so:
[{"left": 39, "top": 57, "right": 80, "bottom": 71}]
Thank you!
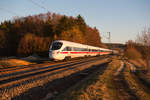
[
  {"left": 0, "top": 57, "right": 99, "bottom": 73},
  {"left": 12, "top": 57, "right": 110, "bottom": 100},
  {"left": 0, "top": 56, "right": 109, "bottom": 89}
]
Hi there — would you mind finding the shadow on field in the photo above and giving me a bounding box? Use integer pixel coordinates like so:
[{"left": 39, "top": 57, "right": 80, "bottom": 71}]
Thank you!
[
  {"left": 134, "top": 71, "right": 150, "bottom": 93},
  {"left": 113, "top": 73, "right": 138, "bottom": 100},
  {"left": 12, "top": 62, "right": 109, "bottom": 100}
]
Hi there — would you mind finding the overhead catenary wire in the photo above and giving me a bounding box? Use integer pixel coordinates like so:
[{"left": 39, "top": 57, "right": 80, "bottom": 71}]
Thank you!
[{"left": 27, "top": 0, "right": 49, "bottom": 12}]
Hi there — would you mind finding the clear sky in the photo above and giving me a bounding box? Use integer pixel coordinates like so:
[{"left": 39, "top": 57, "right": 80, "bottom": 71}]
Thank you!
[{"left": 0, "top": 0, "right": 150, "bottom": 43}]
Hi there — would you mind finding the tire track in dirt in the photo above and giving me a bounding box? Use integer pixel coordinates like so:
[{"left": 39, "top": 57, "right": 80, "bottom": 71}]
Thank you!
[
  {"left": 113, "top": 73, "right": 138, "bottom": 100},
  {"left": 54, "top": 59, "right": 138, "bottom": 100},
  {"left": 124, "top": 61, "right": 150, "bottom": 100},
  {"left": 136, "top": 74, "right": 150, "bottom": 92},
  {"left": 112, "top": 61, "right": 138, "bottom": 100},
  {"left": 130, "top": 62, "right": 150, "bottom": 93}
]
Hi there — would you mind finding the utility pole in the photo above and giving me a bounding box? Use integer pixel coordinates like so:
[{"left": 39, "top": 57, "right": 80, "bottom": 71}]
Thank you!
[
  {"left": 107, "top": 32, "right": 111, "bottom": 49},
  {"left": 101, "top": 32, "right": 111, "bottom": 48},
  {"left": 107, "top": 32, "right": 111, "bottom": 43}
]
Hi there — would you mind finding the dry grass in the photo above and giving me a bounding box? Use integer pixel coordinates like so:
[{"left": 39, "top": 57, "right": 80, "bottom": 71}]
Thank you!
[
  {"left": 0, "top": 59, "right": 33, "bottom": 68},
  {"left": 129, "top": 59, "right": 150, "bottom": 98},
  {"left": 55, "top": 59, "right": 122, "bottom": 100},
  {"left": 21, "top": 55, "right": 41, "bottom": 61},
  {"left": 124, "top": 62, "right": 150, "bottom": 100},
  {"left": 129, "top": 58, "right": 150, "bottom": 83},
  {"left": 130, "top": 59, "right": 147, "bottom": 70},
  {"left": 124, "top": 47, "right": 142, "bottom": 60}
]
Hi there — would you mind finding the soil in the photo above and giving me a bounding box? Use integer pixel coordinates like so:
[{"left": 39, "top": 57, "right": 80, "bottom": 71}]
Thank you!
[{"left": 113, "top": 74, "right": 138, "bottom": 100}]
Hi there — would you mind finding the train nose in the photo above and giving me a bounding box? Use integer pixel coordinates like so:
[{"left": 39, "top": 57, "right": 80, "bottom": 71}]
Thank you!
[
  {"left": 49, "top": 51, "right": 57, "bottom": 59},
  {"left": 49, "top": 51, "right": 53, "bottom": 58}
]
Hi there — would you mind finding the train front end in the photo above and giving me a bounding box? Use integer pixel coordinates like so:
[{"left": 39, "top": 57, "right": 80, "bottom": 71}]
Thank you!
[{"left": 49, "top": 41, "right": 64, "bottom": 60}]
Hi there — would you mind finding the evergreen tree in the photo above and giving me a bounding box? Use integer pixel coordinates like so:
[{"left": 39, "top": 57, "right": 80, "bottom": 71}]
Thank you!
[{"left": 76, "top": 14, "right": 86, "bottom": 34}]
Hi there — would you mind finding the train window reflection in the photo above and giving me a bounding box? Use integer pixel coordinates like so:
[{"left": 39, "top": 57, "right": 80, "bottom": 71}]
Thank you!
[{"left": 51, "top": 42, "right": 63, "bottom": 50}]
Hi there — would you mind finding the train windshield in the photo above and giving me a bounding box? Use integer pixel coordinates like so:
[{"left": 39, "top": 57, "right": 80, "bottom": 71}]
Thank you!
[{"left": 51, "top": 42, "right": 63, "bottom": 50}]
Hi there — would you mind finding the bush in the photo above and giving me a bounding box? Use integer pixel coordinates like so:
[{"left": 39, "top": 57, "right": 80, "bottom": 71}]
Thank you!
[{"left": 124, "top": 47, "right": 142, "bottom": 60}]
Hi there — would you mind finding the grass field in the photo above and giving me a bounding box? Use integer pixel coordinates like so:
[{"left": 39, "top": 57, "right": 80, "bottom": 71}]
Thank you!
[{"left": 0, "top": 58, "right": 34, "bottom": 69}]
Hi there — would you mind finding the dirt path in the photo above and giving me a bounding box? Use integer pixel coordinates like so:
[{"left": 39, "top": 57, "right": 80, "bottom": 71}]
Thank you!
[
  {"left": 124, "top": 61, "right": 150, "bottom": 100},
  {"left": 112, "top": 73, "right": 138, "bottom": 100},
  {"left": 54, "top": 59, "right": 141, "bottom": 100}
]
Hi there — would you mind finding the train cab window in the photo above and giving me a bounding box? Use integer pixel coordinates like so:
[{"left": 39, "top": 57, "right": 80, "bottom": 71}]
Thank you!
[
  {"left": 63, "top": 46, "right": 72, "bottom": 51},
  {"left": 51, "top": 42, "right": 63, "bottom": 50}
]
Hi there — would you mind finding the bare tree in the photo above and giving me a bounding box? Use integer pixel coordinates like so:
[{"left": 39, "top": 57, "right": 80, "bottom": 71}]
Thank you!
[
  {"left": 136, "top": 27, "right": 150, "bottom": 46},
  {"left": 136, "top": 26, "right": 150, "bottom": 71}
]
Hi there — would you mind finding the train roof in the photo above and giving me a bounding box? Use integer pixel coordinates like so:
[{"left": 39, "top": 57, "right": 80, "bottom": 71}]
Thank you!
[
  {"left": 53, "top": 40, "right": 112, "bottom": 51},
  {"left": 54, "top": 40, "right": 84, "bottom": 45},
  {"left": 53, "top": 40, "right": 88, "bottom": 47}
]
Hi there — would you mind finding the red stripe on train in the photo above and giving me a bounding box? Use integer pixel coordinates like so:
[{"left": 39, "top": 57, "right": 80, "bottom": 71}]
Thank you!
[
  {"left": 60, "top": 52, "right": 68, "bottom": 54},
  {"left": 60, "top": 52, "right": 111, "bottom": 54},
  {"left": 70, "top": 52, "right": 88, "bottom": 54}
]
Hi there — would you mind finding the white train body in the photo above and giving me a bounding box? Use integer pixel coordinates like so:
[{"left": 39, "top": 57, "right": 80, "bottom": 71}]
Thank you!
[{"left": 49, "top": 40, "right": 113, "bottom": 60}]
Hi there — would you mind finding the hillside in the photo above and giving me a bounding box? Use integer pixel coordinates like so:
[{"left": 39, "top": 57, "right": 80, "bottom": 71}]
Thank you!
[{"left": 0, "top": 12, "right": 103, "bottom": 57}]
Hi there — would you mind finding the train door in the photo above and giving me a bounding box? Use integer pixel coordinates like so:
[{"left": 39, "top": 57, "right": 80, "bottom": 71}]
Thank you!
[{"left": 67, "top": 46, "right": 72, "bottom": 57}]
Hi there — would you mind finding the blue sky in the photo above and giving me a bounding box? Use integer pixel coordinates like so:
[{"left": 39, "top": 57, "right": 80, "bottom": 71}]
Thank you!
[{"left": 0, "top": 0, "right": 150, "bottom": 43}]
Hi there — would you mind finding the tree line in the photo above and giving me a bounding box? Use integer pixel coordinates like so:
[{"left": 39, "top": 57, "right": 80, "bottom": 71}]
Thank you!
[
  {"left": 125, "top": 27, "right": 150, "bottom": 70},
  {"left": 125, "top": 27, "right": 150, "bottom": 59},
  {"left": 0, "top": 12, "right": 103, "bottom": 57}
]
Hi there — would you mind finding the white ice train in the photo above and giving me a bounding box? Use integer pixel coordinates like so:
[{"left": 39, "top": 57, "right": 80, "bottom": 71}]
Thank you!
[{"left": 49, "top": 40, "right": 113, "bottom": 60}]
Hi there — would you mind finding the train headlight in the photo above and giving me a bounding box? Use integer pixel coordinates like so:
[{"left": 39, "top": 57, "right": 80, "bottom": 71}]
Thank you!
[{"left": 57, "top": 51, "right": 60, "bottom": 54}]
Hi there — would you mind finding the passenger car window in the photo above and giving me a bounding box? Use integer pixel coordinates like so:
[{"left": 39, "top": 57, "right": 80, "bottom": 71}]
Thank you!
[
  {"left": 67, "top": 47, "right": 72, "bottom": 51},
  {"left": 62, "top": 46, "right": 72, "bottom": 51}
]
